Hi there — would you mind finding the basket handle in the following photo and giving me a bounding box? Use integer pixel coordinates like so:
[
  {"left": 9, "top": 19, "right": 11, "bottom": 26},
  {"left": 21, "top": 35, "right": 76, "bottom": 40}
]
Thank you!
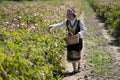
[{"left": 68, "top": 31, "right": 73, "bottom": 36}]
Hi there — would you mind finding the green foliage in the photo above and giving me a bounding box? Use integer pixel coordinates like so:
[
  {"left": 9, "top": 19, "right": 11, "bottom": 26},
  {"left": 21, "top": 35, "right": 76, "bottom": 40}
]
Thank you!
[
  {"left": 88, "top": 50, "right": 110, "bottom": 76},
  {"left": 0, "top": 31, "right": 65, "bottom": 80},
  {"left": 0, "top": 1, "right": 65, "bottom": 80},
  {"left": 0, "top": 0, "right": 82, "bottom": 79},
  {"left": 87, "top": 0, "right": 120, "bottom": 43}
]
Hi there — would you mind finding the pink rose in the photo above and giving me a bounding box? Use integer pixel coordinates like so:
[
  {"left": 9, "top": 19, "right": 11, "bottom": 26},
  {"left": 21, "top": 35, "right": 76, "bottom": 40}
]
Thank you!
[{"left": 2, "top": 71, "right": 7, "bottom": 77}]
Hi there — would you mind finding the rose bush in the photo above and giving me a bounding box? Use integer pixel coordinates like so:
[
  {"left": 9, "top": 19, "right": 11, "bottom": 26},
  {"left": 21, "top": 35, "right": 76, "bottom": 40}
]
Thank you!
[
  {"left": 0, "top": 0, "right": 82, "bottom": 80},
  {"left": 88, "top": 0, "right": 120, "bottom": 43}
]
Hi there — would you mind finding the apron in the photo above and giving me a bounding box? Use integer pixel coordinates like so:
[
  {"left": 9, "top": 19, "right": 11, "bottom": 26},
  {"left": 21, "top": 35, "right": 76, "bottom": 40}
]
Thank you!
[{"left": 66, "top": 19, "right": 83, "bottom": 62}]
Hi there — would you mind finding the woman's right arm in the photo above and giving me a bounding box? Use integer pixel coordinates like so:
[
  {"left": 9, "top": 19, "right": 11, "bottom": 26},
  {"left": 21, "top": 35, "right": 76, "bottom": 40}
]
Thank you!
[{"left": 50, "top": 20, "right": 66, "bottom": 32}]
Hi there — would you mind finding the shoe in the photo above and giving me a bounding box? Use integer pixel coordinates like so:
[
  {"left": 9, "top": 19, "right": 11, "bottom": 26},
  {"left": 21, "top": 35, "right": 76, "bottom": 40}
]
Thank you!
[
  {"left": 71, "top": 70, "right": 78, "bottom": 75},
  {"left": 78, "top": 67, "right": 81, "bottom": 72}
]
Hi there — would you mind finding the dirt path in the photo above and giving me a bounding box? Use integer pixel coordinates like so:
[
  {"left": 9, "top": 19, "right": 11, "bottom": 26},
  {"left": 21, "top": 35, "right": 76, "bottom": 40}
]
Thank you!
[{"left": 62, "top": 2, "right": 120, "bottom": 80}]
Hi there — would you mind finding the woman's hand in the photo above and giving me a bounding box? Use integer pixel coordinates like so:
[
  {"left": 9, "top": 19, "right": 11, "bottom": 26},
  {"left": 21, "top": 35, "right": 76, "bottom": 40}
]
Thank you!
[
  {"left": 75, "top": 33, "right": 80, "bottom": 38},
  {"left": 49, "top": 25, "right": 54, "bottom": 33},
  {"left": 68, "top": 32, "right": 73, "bottom": 37}
]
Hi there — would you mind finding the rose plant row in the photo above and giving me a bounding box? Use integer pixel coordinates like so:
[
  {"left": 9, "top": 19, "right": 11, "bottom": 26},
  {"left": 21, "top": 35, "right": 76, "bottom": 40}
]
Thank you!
[
  {"left": 0, "top": 0, "right": 82, "bottom": 80},
  {"left": 87, "top": 0, "right": 120, "bottom": 43}
]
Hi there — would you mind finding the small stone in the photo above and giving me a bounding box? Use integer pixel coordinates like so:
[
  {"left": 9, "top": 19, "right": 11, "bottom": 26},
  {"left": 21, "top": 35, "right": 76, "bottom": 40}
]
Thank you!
[
  {"left": 90, "top": 70, "right": 94, "bottom": 73},
  {"left": 84, "top": 75, "right": 88, "bottom": 79}
]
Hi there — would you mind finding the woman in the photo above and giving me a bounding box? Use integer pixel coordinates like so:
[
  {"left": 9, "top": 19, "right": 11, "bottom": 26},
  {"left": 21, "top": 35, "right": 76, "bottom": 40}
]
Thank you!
[{"left": 50, "top": 8, "right": 86, "bottom": 73}]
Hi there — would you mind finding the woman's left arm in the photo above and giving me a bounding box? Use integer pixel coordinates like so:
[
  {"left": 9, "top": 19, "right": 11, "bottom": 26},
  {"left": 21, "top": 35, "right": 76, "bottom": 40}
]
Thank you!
[{"left": 78, "top": 20, "right": 87, "bottom": 38}]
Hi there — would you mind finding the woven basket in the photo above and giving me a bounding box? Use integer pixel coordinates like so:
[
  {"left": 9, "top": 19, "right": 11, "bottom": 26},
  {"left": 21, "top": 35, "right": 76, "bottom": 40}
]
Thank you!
[{"left": 64, "top": 34, "right": 79, "bottom": 45}]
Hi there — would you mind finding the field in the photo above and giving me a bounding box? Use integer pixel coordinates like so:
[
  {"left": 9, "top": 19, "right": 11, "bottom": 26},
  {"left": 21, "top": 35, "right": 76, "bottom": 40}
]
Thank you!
[
  {"left": 0, "top": 0, "right": 120, "bottom": 80},
  {"left": 0, "top": 0, "right": 83, "bottom": 80}
]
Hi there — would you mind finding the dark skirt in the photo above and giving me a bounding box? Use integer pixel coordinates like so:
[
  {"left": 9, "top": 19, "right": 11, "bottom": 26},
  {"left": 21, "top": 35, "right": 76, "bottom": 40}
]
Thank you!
[{"left": 67, "top": 38, "right": 83, "bottom": 61}]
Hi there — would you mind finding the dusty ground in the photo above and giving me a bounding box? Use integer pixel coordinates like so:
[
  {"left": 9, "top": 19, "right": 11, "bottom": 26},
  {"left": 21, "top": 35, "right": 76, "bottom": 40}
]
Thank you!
[{"left": 62, "top": 5, "right": 120, "bottom": 80}]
